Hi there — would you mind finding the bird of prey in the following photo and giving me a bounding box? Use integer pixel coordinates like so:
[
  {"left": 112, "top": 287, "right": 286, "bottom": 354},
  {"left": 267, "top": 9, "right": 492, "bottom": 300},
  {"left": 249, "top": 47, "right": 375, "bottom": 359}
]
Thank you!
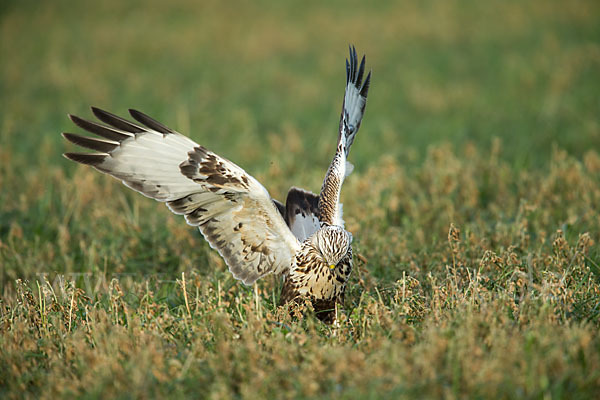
[{"left": 63, "top": 46, "right": 371, "bottom": 323}]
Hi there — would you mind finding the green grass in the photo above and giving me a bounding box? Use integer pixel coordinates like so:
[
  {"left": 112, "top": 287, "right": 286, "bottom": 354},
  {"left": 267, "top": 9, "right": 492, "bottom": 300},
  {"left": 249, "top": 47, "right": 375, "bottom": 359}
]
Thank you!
[{"left": 1, "top": 0, "right": 600, "bottom": 398}]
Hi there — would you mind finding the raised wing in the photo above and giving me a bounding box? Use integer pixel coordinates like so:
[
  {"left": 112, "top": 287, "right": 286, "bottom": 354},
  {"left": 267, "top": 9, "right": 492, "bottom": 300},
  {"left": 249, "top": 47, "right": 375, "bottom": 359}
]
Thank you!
[
  {"left": 318, "top": 45, "right": 371, "bottom": 226},
  {"left": 340, "top": 45, "right": 371, "bottom": 156},
  {"left": 63, "top": 107, "right": 300, "bottom": 284}
]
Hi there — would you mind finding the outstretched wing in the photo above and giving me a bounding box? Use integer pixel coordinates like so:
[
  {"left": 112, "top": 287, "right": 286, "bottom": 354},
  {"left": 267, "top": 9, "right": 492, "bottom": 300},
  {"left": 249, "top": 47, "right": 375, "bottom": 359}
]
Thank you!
[
  {"left": 318, "top": 45, "right": 371, "bottom": 226},
  {"left": 63, "top": 107, "right": 300, "bottom": 284}
]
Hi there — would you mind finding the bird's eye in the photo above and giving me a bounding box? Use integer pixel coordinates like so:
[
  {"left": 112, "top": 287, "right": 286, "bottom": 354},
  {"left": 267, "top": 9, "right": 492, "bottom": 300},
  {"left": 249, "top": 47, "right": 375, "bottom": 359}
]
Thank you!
[{"left": 329, "top": 264, "right": 336, "bottom": 269}]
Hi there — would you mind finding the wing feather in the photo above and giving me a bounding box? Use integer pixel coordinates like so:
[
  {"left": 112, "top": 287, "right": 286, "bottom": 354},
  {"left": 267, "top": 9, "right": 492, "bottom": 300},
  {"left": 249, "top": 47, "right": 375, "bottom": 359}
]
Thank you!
[
  {"left": 318, "top": 46, "right": 371, "bottom": 226},
  {"left": 64, "top": 107, "right": 300, "bottom": 284},
  {"left": 282, "top": 187, "right": 320, "bottom": 242},
  {"left": 339, "top": 45, "right": 371, "bottom": 157}
]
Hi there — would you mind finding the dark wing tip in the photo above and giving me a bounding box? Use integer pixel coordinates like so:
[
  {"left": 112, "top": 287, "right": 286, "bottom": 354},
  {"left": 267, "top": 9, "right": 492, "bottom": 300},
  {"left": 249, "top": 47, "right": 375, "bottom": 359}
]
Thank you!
[
  {"left": 67, "top": 112, "right": 132, "bottom": 142},
  {"left": 128, "top": 109, "right": 174, "bottom": 134},
  {"left": 353, "top": 46, "right": 358, "bottom": 79},
  {"left": 90, "top": 106, "right": 108, "bottom": 120},
  {"left": 350, "top": 45, "right": 357, "bottom": 82},
  {"left": 91, "top": 106, "right": 145, "bottom": 133},
  {"left": 347, "top": 45, "right": 367, "bottom": 86},
  {"left": 360, "top": 70, "right": 372, "bottom": 98},
  {"left": 63, "top": 152, "right": 108, "bottom": 166},
  {"left": 345, "top": 58, "right": 350, "bottom": 83},
  {"left": 356, "top": 55, "right": 366, "bottom": 88},
  {"left": 68, "top": 113, "right": 86, "bottom": 127},
  {"left": 90, "top": 106, "right": 110, "bottom": 118},
  {"left": 62, "top": 132, "right": 119, "bottom": 153}
]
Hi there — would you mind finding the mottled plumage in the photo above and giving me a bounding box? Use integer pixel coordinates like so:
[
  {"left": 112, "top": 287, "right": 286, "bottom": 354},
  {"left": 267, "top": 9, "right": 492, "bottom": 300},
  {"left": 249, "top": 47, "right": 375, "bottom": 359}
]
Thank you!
[{"left": 63, "top": 46, "right": 371, "bottom": 323}]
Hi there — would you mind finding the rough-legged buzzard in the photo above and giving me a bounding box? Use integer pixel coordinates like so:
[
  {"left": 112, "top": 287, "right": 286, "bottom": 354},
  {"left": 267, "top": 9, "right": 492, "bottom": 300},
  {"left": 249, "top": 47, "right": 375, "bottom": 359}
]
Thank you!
[{"left": 63, "top": 46, "right": 371, "bottom": 323}]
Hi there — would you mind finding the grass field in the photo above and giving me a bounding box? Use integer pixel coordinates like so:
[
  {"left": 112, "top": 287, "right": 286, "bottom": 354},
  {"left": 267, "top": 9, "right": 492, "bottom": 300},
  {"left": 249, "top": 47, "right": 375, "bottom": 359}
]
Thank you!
[{"left": 1, "top": 0, "right": 600, "bottom": 398}]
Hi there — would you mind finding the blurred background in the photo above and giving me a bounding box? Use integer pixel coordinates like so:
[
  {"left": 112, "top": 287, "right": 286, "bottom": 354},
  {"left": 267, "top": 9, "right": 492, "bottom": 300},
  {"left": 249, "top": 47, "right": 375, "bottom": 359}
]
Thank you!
[
  {"left": 2, "top": 0, "right": 599, "bottom": 167},
  {"left": 1, "top": 0, "right": 599, "bottom": 283},
  {"left": 2, "top": 3, "right": 600, "bottom": 396}
]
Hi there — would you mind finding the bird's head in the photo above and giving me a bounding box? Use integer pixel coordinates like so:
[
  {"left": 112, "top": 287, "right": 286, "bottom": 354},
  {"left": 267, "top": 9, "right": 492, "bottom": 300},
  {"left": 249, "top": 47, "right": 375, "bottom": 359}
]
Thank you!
[{"left": 312, "top": 225, "right": 352, "bottom": 269}]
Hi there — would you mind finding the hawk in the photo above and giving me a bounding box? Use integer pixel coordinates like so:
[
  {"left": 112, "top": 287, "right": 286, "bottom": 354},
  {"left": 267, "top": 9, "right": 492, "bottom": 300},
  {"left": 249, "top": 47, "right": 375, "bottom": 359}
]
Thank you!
[{"left": 63, "top": 46, "right": 371, "bottom": 323}]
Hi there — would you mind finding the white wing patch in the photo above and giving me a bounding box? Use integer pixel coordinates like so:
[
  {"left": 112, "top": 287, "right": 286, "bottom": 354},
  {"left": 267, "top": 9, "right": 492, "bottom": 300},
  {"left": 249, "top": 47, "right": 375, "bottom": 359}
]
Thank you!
[
  {"left": 98, "top": 133, "right": 199, "bottom": 200},
  {"left": 290, "top": 212, "right": 320, "bottom": 242},
  {"left": 337, "top": 203, "right": 345, "bottom": 228},
  {"left": 345, "top": 161, "right": 354, "bottom": 178}
]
